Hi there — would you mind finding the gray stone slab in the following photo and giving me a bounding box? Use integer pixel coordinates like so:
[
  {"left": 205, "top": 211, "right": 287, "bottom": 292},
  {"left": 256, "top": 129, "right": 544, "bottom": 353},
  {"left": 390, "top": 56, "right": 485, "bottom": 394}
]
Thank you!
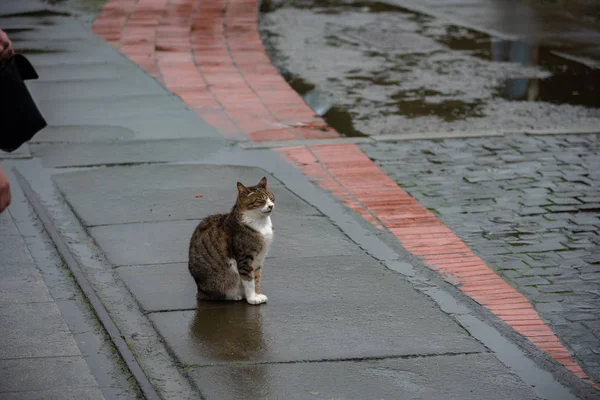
[
  {"left": 0, "top": 387, "right": 105, "bottom": 400},
  {"left": 0, "top": 279, "right": 52, "bottom": 305},
  {"left": 27, "top": 78, "right": 166, "bottom": 101},
  {"left": 41, "top": 107, "right": 220, "bottom": 140},
  {"left": 57, "top": 182, "right": 319, "bottom": 226},
  {"left": 36, "top": 95, "right": 187, "bottom": 121},
  {"left": 7, "top": 26, "right": 93, "bottom": 42},
  {"left": 33, "top": 63, "right": 145, "bottom": 82},
  {"left": 54, "top": 165, "right": 287, "bottom": 195},
  {"left": 0, "top": 212, "right": 19, "bottom": 236},
  {"left": 117, "top": 264, "right": 195, "bottom": 312},
  {"left": 20, "top": 36, "right": 127, "bottom": 66},
  {"left": 187, "top": 354, "right": 538, "bottom": 400},
  {"left": 0, "top": 357, "right": 97, "bottom": 393},
  {"left": 32, "top": 137, "right": 228, "bottom": 168},
  {"left": 0, "top": 236, "right": 34, "bottom": 265},
  {"left": 32, "top": 125, "right": 136, "bottom": 143},
  {"left": 17, "top": 39, "right": 108, "bottom": 57},
  {"left": 90, "top": 215, "right": 361, "bottom": 266},
  {"left": 120, "top": 255, "right": 411, "bottom": 312},
  {"left": 0, "top": 1, "right": 56, "bottom": 17},
  {"left": 0, "top": 303, "right": 80, "bottom": 359},
  {"left": 0, "top": 17, "right": 68, "bottom": 31},
  {"left": 150, "top": 298, "right": 482, "bottom": 365}
]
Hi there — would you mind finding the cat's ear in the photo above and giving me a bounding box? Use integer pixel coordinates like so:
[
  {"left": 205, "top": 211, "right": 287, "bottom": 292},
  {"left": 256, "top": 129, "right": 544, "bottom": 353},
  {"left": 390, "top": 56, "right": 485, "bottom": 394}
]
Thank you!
[
  {"left": 237, "top": 181, "right": 251, "bottom": 196},
  {"left": 257, "top": 177, "right": 268, "bottom": 189}
]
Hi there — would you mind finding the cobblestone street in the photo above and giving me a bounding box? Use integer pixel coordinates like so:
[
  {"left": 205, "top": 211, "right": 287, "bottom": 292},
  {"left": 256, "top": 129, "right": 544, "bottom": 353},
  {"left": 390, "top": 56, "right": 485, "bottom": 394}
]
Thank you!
[{"left": 361, "top": 133, "right": 600, "bottom": 382}]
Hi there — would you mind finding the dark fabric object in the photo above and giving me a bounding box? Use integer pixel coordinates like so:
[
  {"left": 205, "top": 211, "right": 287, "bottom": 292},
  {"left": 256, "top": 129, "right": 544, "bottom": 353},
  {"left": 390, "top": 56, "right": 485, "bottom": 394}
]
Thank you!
[{"left": 0, "top": 54, "right": 47, "bottom": 152}]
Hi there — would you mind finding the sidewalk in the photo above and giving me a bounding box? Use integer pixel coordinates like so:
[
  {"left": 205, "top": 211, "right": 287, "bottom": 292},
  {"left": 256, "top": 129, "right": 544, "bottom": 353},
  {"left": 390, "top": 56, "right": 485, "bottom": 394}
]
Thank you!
[
  {"left": 0, "top": 0, "right": 597, "bottom": 400},
  {"left": 0, "top": 198, "right": 136, "bottom": 398}
]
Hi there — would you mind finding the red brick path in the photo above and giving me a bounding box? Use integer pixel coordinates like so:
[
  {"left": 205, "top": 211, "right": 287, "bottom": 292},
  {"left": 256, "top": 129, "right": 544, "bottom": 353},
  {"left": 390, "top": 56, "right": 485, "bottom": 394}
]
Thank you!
[{"left": 92, "top": 0, "right": 598, "bottom": 388}]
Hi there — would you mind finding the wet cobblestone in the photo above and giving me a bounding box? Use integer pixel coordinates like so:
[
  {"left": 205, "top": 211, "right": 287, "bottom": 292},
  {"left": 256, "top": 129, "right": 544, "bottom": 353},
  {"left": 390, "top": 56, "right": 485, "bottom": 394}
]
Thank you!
[{"left": 360, "top": 133, "right": 600, "bottom": 381}]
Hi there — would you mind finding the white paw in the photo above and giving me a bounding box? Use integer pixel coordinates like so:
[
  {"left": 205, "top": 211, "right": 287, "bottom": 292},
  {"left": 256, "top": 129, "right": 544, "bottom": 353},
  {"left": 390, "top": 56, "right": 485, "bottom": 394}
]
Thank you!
[{"left": 246, "top": 294, "right": 268, "bottom": 305}]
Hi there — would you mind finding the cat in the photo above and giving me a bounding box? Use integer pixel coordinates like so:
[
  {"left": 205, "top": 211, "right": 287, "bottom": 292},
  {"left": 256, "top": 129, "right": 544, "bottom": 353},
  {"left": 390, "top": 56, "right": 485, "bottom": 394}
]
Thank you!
[{"left": 188, "top": 177, "right": 275, "bottom": 305}]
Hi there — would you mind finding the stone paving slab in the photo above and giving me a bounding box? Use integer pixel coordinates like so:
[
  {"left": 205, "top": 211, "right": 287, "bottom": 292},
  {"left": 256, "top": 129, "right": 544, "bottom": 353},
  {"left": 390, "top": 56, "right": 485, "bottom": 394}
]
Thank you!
[
  {"left": 69, "top": 185, "right": 318, "bottom": 226},
  {"left": 33, "top": 63, "right": 145, "bottom": 82},
  {"left": 117, "top": 264, "right": 195, "bottom": 312},
  {"left": 56, "top": 115, "right": 218, "bottom": 141},
  {"left": 38, "top": 104, "right": 220, "bottom": 140},
  {"left": 54, "top": 174, "right": 319, "bottom": 227},
  {"left": 89, "top": 215, "right": 362, "bottom": 267},
  {"left": 0, "top": 215, "right": 53, "bottom": 306},
  {"left": 149, "top": 300, "right": 482, "bottom": 366},
  {"left": 54, "top": 165, "right": 287, "bottom": 194},
  {"left": 0, "top": 302, "right": 81, "bottom": 359},
  {"left": 119, "top": 254, "right": 414, "bottom": 312},
  {"left": 36, "top": 95, "right": 187, "bottom": 119},
  {"left": 0, "top": 357, "right": 99, "bottom": 394},
  {"left": 0, "top": 387, "right": 106, "bottom": 400},
  {"left": 0, "top": 0, "right": 54, "bottom": 16},
  {"left": 0, "top": 279, "right": 52, "bottom": 306},
  {"left": 187, "top": 353, "right": 539, "bottom": 400},
  {"left": 361, "top": 133, "right": 600, "bottom": 382},
  {"left": 27, "top": 78, "right": 166, "bottom": 101},
  {"left": 31, "top": 138, "right": 228, "bottom": 168},
  {"left": 32, "top": 125, "right": 136, "bottom": 143}
]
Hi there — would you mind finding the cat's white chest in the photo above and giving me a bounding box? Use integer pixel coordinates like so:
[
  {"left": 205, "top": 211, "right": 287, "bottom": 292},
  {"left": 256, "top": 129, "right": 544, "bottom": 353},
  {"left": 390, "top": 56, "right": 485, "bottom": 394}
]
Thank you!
[
  {"left": 255, "top": 217, "right": 273, "bottom": 246},
  {"left": 244, "top": 216, "right": 274, "bottom": 266}
]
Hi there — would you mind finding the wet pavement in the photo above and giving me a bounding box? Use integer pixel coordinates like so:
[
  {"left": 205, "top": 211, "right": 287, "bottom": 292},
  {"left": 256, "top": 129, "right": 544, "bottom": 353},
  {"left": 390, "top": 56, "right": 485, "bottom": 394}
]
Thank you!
[
  {"left": 260, "top": 0, "right": 600, "bottom": 137},
  {"left": 387, "top": 0, "right": 600, "bottom": 64},
  {"left": 259, "top": 0, "right": 600, "bottom": 390},
  {"left": 361, "top": 134, "right": 600, "bottom": 383},
  {"left": 1, "top": 0, "right": 599, "bottom": 398}
]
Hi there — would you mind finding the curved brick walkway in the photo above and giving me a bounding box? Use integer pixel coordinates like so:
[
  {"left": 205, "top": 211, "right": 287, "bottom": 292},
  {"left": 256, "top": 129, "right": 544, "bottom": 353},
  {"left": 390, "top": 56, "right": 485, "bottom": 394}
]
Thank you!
[{"left": 91, "top": 0, "right": 598, "bottom": 389}]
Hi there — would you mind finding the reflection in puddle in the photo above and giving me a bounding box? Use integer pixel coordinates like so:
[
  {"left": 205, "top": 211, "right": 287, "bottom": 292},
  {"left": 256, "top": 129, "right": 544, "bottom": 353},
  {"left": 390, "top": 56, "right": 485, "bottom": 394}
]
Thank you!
[
  {"left": 389, "top": 88, "right": 485, "bottom": 122},
  {"left": 190, "top": 302, "right": 270, "bottom": 398},
  {"left": 491, "top": 40, "right": 600, "bottom": 107},
  {"left": 190, "top": 302, "right": 267, "bottom": 362},
  {"left": 443, "top": 27, "right": 600, "bottom": 107},
  {"left": 261, "top": 0, "right": 409, "bottom": 14},
  {"left": 261, "top": 0, "right": 600, "bottom": 137},
  {"left": 392, "top": 98, "right": 485, "bottom": 122}
]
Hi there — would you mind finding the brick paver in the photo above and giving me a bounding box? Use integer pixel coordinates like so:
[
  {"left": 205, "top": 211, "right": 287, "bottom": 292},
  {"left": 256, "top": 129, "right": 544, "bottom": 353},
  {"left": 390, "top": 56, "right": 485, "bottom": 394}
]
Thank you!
[
  {"left": 90, "top": 0, "right": 599, "bottom": 390},
  {"left": 360, "top": 134, "right": 600, "bottom": 382}
]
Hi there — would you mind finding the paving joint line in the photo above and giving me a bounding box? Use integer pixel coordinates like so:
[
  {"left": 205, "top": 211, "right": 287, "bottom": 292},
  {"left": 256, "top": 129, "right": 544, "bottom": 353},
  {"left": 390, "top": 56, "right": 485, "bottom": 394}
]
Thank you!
[
  {"left": 13, "top": 168, "right": 161, "bottom": 400},
  {"left": 182, "top": 350, "right": 487, "bottom": 369},
  {"left": 238, "top": 128, "right": 600, "bottom": 149}
]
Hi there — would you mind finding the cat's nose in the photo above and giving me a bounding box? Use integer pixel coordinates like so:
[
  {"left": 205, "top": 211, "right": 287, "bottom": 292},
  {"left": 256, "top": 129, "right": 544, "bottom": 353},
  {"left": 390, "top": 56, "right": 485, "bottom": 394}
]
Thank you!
[{"left": 267, "top": 204, "right": 274, "bottom": 211}]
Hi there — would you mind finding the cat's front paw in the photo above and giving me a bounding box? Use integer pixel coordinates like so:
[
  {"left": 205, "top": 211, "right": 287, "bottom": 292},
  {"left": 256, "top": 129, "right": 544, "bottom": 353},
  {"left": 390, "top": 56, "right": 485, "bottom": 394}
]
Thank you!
[{"left": 246, "top": 294, "right": 268, "bottom": 305}]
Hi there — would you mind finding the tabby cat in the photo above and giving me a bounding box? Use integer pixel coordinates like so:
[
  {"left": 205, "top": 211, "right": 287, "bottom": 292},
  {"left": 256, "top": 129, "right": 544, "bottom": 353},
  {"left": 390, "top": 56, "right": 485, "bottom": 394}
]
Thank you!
[{"left": 188, "top": 177, "right": 274, "bottom": 305}]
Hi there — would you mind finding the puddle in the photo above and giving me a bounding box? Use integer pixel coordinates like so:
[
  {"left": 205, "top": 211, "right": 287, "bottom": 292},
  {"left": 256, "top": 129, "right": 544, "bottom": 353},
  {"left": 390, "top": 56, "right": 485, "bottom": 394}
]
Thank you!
[
  {"left": 261, "top": 0, "right": 600, "bottom": 137},
  {"left": 437, "top": 26, "right": 600, "bottom": 107},
  {"left": 289, "top": 77, "right": 368, "bottom": 137},
  {"left": 392, "top": 98, "right": 485, "bottom": 122},
  {"left": 261, "top": 0, "right": 409, "bottom": 14}
]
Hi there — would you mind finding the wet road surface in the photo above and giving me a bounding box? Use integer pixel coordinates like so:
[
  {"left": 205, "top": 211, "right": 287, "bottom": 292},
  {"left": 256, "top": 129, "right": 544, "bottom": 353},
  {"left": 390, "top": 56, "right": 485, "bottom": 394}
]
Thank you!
[
  {"left": 260, "top": 0, "right": 600, "bottom": 137},
  {"left": 259, "top": 0, "right": 600, "bottom": 387}
]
